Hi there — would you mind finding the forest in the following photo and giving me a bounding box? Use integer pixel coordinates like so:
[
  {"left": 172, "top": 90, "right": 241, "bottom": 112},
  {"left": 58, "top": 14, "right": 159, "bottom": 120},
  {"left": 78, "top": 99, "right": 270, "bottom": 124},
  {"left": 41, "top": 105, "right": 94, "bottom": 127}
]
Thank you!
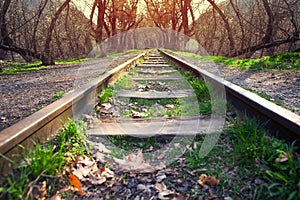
[{"left": 0, "top": 0, "right": 299, "bottom": 65}]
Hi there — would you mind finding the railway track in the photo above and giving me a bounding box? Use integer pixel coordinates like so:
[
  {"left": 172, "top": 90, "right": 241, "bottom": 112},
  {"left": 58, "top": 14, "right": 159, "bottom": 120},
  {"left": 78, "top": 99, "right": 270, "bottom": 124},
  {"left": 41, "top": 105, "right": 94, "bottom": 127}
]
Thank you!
[{"left": 0, "top": 49, "right": 299, "bottom": 174}]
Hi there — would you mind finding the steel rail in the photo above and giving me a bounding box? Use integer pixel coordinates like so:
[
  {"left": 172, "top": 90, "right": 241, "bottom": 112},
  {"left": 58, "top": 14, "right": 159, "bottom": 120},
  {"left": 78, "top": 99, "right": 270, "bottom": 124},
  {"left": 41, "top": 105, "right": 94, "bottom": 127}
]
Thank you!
[
  {"left": 0, "top": 51, "right": 147, "bottom": 173},
  {"left": 1, "top": 49, "right": 299, "bottom": 174},
  {"left": 159, "top": 49, "right": 300, "bottom": 144}
]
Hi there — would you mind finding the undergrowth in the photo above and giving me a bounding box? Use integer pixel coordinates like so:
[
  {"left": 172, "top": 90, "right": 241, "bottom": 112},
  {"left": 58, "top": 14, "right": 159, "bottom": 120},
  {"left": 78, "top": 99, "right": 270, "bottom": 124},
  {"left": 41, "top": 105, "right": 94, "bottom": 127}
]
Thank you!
[
  {"left": 99, "top": 87, "right": 115, "bottom": 104},
  {"left": 0, "top": 58, "right": 89, "bottom": 75},
  {"left": 175, "top": 68, "right": 212, "bottom": 114},
  {"left": 185, "top": 115, "right": 300, "bottom": 199},
  {"left": 51, "top": 91, "right": 65, "bottom": 101},
  {"left": 0, "top": 120, "right": 88, "bottom": 199},
  {"left": 173, "top": 50, "right": 300, "bottom": 71}
]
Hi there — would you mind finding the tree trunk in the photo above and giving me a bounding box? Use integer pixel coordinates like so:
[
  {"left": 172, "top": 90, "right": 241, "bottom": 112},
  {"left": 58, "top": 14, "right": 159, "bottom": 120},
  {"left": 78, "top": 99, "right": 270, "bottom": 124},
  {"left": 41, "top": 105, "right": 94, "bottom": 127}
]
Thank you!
[
  {"left": 0, "top": 0, "right": 14, "bottom": 49},
  {"left": 261, "top": 0, "right": 274, "bottom": 56},
  {"left": 207, "top": 0, "right": 235, "bottom": 53},
  {"left": 42, "top": 0, "right": 71, "bottom": 65}
]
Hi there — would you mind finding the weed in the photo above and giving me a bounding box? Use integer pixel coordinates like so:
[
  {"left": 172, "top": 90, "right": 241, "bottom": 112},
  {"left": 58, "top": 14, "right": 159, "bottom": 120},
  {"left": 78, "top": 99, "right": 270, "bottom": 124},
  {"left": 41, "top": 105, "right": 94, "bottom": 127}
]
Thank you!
[
  {"left": 0, "top": 65, "right": 47, "bottom": 75},
  {"left": 185, "top": 115, "right": 300, "bottom": 199},
  {"left": 52, "top": 91, "right": 65, "bottom": 101},
  {"left": 99, "top": 87, "right": 115, "bottom": 104},
  {"left": 25, "top": 143, "right": 65, "bottom": 178},
  {"left": 114, "top": 74, "right": 132, "bottom": 90},
  {"left": 107, "top": 49, "right": 140, "bottom": 58},
  {"left": 225, "top": 116, "right": 271, "bottom": 164},
  {"left": 106, "top": 135, "right": 174, "bottom": 159},
  {"left": 0, "top": 120, "right": 88, "bottom": 199},
  {"left": 246, "top": 88, "right": 284, "bottom": 107},
  {"left": 0, "top": 58, "right": 90, "bottom": 75},
  {"left": 180, "top": 71, "right": 212, "bottom": 114},
  {"left": 55, "top": 58, "right": 90, "bottom": 65},
  {"left": 172, "top": 50, "right": 300, "bottom": 71}
]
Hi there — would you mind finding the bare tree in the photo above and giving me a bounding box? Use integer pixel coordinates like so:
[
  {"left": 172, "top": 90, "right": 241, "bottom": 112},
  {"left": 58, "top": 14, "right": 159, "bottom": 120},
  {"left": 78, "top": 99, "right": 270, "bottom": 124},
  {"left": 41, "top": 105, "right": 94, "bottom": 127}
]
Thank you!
[
  {"left": 0, "top": 0, "right": 82, "bottom": 64},
  {"left": 194, "top": 0, "right": 299, "bottom": 57},
  {"left": 207, "top": 0, "right": 235, "bottom": 53}
]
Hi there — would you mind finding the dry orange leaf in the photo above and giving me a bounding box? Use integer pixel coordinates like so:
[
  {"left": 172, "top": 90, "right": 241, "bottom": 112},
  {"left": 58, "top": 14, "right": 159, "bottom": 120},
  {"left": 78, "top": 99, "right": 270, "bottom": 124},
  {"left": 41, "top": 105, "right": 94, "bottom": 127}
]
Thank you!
[
  {"left": 69, "top": 174, "right": 83, "bottom": 196},
  {"left": 197, "top": 174, "right": 219, "bottom": 187}
]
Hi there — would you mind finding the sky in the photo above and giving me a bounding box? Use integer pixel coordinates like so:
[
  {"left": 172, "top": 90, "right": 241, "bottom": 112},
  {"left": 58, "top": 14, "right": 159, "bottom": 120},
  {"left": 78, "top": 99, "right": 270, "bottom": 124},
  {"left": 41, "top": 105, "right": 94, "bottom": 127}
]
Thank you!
[{"left": 72, "top": 0, "right": 225, "bottom": 23}]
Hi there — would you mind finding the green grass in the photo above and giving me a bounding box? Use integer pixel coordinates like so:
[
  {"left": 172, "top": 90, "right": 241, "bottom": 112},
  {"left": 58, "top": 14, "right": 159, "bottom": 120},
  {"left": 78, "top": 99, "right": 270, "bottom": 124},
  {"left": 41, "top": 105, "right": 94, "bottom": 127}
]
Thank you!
[
  {"left": 0, "top": 63, "right": 47, "bottom": 75},
  {"left": 119, "top": 97, "right": 201, "bottom": 118},
  {"left": 246, "top": 88, "right": 284, "bottom": 106},
  {"left": 106, "top": 135, "right": 174, "bottom": 159},
  {"left": 55, "top": 58, "right": 90, "bottom": 65},
  {"left": 185, "top": 115, "right": 300, "bottom": 199},
  {"left": 114, "top": 74, "right": 132, "bottom": 90},
  {"left": 0, "top": 58, "right": 90, "bottom": 75},
  {"left": 99, "top": 87, "right": 115, "bottom": 104},
  {"left": 107, "top": 49, "right": 140, "bottom": 58},
  {"left": 173, "top": 51, "right": 300, "bottom": 71},
  {"left": 51, "top": 91, "right": 65, "bottom": 101},
  {"left": 108, "top": 135, "right": 167, "bottom": 152},
  {"left": 180, "top": 71, "right": 212, "bottom": 114},
  {"left": 0, "top": 120, "right": 88, "bottom": 199}
]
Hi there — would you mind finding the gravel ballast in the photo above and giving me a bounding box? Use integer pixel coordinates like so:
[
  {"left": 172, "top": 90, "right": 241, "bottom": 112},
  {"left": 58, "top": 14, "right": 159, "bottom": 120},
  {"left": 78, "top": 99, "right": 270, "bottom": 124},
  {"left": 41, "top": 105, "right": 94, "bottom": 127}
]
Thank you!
[
  {"left": 1, "top": 52, "right": 299, "bottom": 131},
  {"left": 0, "top": 52, "right": 140, "bottom": 131}
]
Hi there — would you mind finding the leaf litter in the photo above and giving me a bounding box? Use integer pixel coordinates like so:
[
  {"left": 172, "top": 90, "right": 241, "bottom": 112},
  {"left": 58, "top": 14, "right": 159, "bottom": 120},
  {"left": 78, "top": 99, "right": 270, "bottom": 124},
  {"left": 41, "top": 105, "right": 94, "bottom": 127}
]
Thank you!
[
  {"left": 113, "top": 149, "right": 157, "bottom": 173},
  {"left": 48, "top": 117, "right": 286, "bottom": 199}
]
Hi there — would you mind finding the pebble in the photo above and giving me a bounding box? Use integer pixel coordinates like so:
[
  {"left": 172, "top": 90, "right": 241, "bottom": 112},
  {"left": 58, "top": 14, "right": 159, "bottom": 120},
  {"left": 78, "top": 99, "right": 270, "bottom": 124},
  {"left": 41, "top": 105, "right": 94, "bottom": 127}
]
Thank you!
[
  {"left": 156, "top": 174, "right": 167, "bottom": 182},
  {"left": 137, "top": 184, "right": 147, "bottom": 191}
]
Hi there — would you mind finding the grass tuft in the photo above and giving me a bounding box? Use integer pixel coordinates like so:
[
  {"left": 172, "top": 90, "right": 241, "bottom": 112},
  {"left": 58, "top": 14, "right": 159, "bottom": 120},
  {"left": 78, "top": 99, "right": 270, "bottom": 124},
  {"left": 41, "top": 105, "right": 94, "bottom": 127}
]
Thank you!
[
  {"left": 173, "top": 51, "right": 300, "bottom": 71},
  {"left": 52, "top": 91, "right": 65, "bottom": 101},
  {"left": 0, "top": 120, "right": 88, "bottom": 199},
  {"left": 99, "top": 87, "right": 115, "bottom": 104},
  {"left": 185, "top": 115, "right": 300, "bottom": 199}
]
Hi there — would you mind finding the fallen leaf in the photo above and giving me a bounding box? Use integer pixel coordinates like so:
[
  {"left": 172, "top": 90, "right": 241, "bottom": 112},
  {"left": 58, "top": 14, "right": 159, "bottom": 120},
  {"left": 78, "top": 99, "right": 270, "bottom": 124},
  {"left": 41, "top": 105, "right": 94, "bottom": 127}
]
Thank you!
[
  {"left": 158, "top": 190, "right": 174, "bottom": 200},
  {"left": 275, "top": 154, "right": 288, "bottom": 163},
  {"left": 166, "top": 104, "right": 174, "bottom": 109},
  {"left": 207, "top": 194, "right": 219, "bottom": 199},
  {"left": 186, "top": 145, "right": 193, "bottom": 152},
  {"left": 193, "top": 142, "right": 198, "bottom": 149},
  {"left": 49, "top": 186, "right": 71, "bottom": 200},
  {"left": 101, "top": 103, "right": 112, "bottom": 110},
  {"left": 76, "top": 156, "right": 95, "bottom": 166},
  {"left": 95, "top": 143, "right": 111, "bottom": 154},
  {"left": 72, "top": 161, "right": 98, "bottom": 179},
  {"left": 114, "top": 149, "right": 156, "bottom": 173},
  {"left": 27, "top": 181, "right": 47, "bottom": 200},
  {"left": 171, "top": 193, "right": 185, "bottom": 200},
  {"left": 69, "top": 174, "right": 83, "bottom": 196},
  {"left": 101, "top": 167, "right": 115, "bottom": 179},
  {"left": 155, "top": 182, "right": 175, "bottom": 200},
  {"left": 155, "top": 182, "right": 168, "bottom": 192},
  {"left": 89, "top": 167, "right": 115, "bottom": 185},
  {"left": 198, "top": 174, "right": 207, "bottom": 187},
  {"left": 156, "top": 174, "right": 167, "bottom": 182},
  {"left": 197, "top": 174, "right": 219, "bottom": 187},
  {"left": 89, "top": 175, "right": 107, "bottom": 185},
  {"left": 137, "top": 184, "right": 147, "bottom": 191}
]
